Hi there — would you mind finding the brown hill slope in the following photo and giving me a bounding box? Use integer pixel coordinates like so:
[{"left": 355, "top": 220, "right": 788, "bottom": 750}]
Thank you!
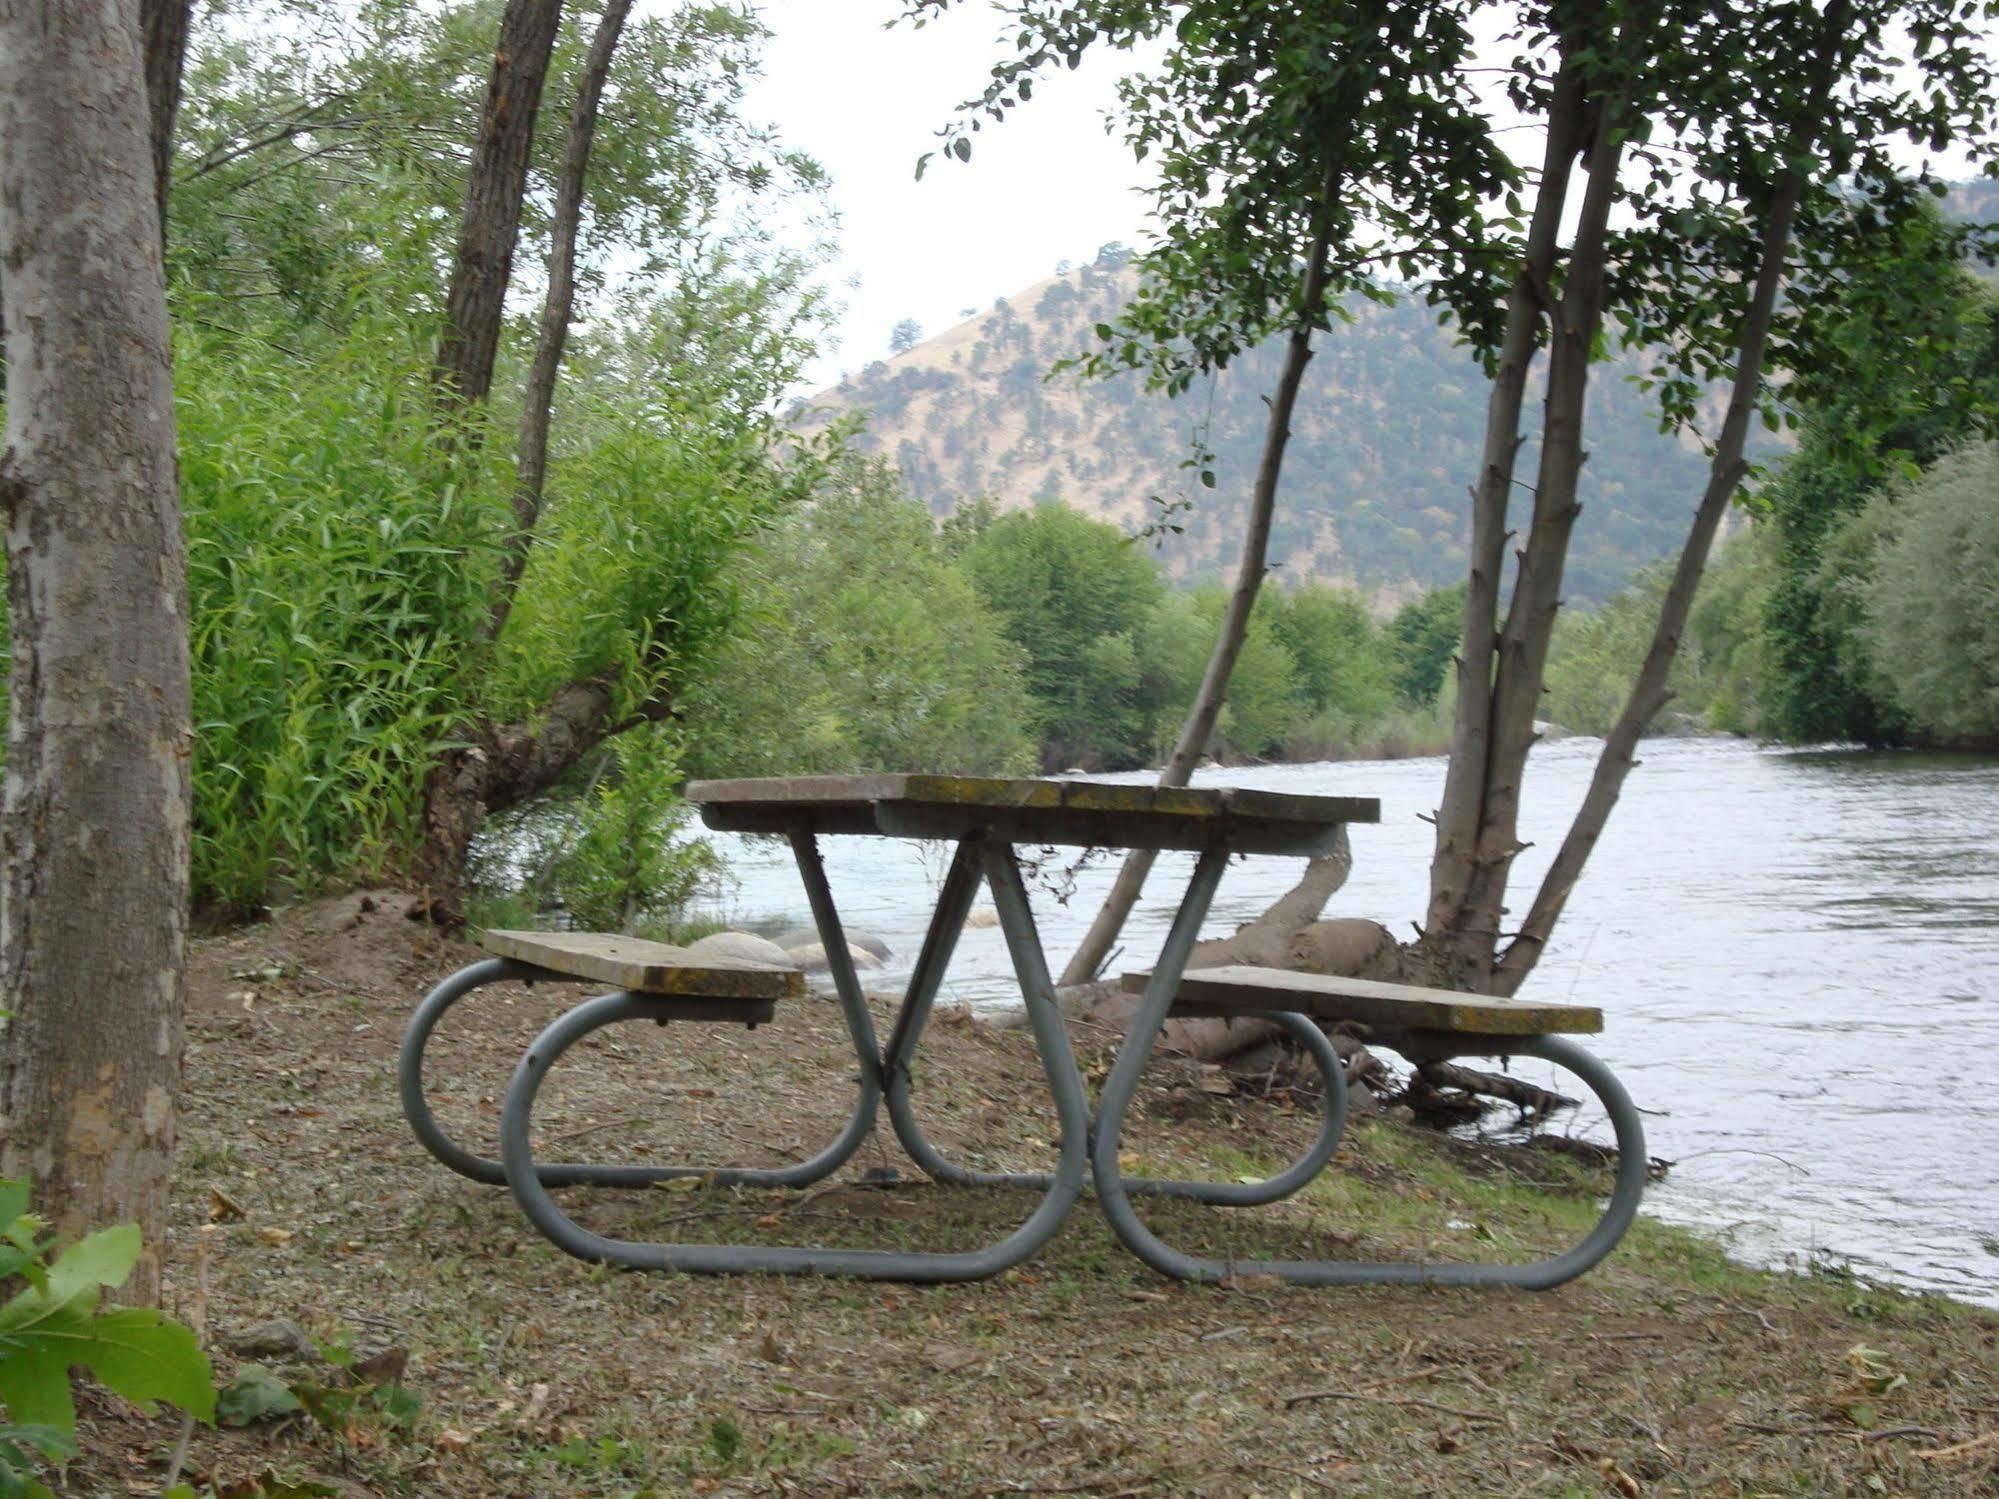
[{"left": 800, "top": 249, "right": 1754, "bottom": 605}]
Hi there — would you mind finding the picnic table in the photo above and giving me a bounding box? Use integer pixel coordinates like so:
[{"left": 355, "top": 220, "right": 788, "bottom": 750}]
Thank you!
[{"left": 399, "top": 773, "right": 1646, "bottom": 1288}]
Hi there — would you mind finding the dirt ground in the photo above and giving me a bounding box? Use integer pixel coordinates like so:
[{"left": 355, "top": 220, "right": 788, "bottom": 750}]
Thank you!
[{"left": 57, "top": 890, "right": 1999, "bottom": 1497}]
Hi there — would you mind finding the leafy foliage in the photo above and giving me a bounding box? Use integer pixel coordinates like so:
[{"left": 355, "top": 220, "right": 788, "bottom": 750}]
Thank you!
[
  {"left": 152, "top": 0, "right": 831, "bottom": 914},
  {"left": 0, "top": 1185, "right": 213, "bottom": 1498},
  {"left": 959, "top": 506, "right": 1164, "bottom": 766},
  {"left": 1758, "top": 213, "right": 1999, "bottom": 745},
  {"left": 685, "top": 460, "right": 1039, "bottom": 779},
  {"left": 1860, "top": 442, "right": 1999, "bottom": 746}
]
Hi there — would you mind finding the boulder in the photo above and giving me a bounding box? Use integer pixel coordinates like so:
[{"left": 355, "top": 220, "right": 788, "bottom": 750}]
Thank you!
[
  {"left": 686, "top": 930, "right": 798, "bottom": 968},
  {"left": 964, "top": 905, "right": 1000, "bottom": 930},
  {"left": 774, "top": 926, "right": 889, "bottom": 960},
  {"left": 786, "top": 942, "right": 882, "bottom": 974}
]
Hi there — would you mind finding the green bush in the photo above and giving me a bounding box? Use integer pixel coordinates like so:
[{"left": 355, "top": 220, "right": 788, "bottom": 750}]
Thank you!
[
  {"left": 1862, "top": 442, "right": 1999, "bottom": 746},
  {"left": 684, "top": 460, "right": 1037, "bottom": 778},
  {"left": 176, "top": 318, "right": 502, "bottom": 915}
]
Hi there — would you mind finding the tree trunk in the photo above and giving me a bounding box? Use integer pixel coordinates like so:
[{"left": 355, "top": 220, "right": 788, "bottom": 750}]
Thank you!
[
  {"left": 1059, "top": 166, "right": 1343, "bottom": 987},
  {"left": 433, "top": 0, "right": 565, "bottom": 409},
  {"left": 141, "top": 0, "right": 193, "bottom": 243},
  {"left": 1425, "top": 62, "right": 1588, "bottom": 950},
  {"left": 489, "top": 0, "right": 635, "bottom": 642},
  {"left": 0, "top": 0, "right": 191, "bottom": 1301},
  {"left": 1439, "top": 113, "right": 1629, "bottom": 979},
  {"left": 1496, "top": 209, "right": 1826, "bottom": 982},
  {"left": 409, "top": 674, "right": 676, "bottom": 921}
]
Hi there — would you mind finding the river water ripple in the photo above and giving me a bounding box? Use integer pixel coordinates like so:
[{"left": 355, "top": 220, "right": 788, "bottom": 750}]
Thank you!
[{"left": 693, "top": 738, "right": 1999, "bottom": 1304}]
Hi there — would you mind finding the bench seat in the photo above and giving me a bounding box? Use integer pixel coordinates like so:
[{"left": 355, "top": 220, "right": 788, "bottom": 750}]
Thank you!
[
  {"left": 1124, "top": 963, "right": 1600, "bottom": 1036},
  {"left": 480, "top": 929, "right": 804, "bottom": 1007}
]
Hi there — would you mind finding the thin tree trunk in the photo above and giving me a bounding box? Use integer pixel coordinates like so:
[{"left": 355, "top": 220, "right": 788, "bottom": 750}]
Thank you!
[
  {"left": 433, "top": 0, "right": 565, "bottom": 408},
  {"left": 1058, "top": 168, "right": 1343, "bottom": 988},
  {"left": 141, "top": 0, "right": 194, "bottom": 243},
  {"left": 1493, "top": 178, "right": 1803, "bottom": 991},
  {"left": 0, "top": 0, "right": 191, "bottom": 1301},
  {"left": 1425, "top": 63, "right": 1588, "bottom": 944},
  {"left": 489, "top": 0, "right": 634, "bottom": 642},
  {"left": 1441, "top": 116, "right": 1629, "bottom": 978}
]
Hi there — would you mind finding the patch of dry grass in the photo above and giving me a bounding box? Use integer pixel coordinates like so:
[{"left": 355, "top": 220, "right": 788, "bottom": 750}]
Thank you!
[{"left": 58, "top": 891, "right": 1999, "bottom": 1498}]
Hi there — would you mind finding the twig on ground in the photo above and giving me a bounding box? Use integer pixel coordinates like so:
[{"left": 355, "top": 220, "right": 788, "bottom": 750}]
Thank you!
[
  {"left": 1732, "top": 1420, "right": 1944, "bottom": 1443},
  {"left": 1254, "top": 1461, "right": 1342, "bottom": 1492},
  {"left": 1283, "top": 1388, "right": 1502, "bottom": 1425},
  {"left": 1916, "top": 1431, "right": 1998, "bottom": 1461}
]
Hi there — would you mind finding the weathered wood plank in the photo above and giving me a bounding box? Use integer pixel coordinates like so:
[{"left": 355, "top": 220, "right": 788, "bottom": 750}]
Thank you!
[
  {"left": 1124, "top": 964, "right": 1602, "bottom": 1036},
  {"left": 685, "top": 774, "right": 1379, "bottom": 850},
  {"left": 479, "top": 930, "right": 803, "bottom": 1000}
]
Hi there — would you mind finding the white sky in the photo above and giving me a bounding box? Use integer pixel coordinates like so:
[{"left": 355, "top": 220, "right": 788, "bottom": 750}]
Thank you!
[{"left": 741, "top": 1, "right": 1157, "bottom": 390}]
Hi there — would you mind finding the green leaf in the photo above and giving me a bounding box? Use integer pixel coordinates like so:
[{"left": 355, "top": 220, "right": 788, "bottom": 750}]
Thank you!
[
  {"left": 57, "top": 1307, "right": 213, "bottom": 1421},
  {"left": 1847, "top": 1403, "right": 1878, "bottom": 1429},
  {"left": 218, "top": 1364, "right": 303, "bottom": 1427},
  {"left": 0, "top": 1187, "right": 30, "bottom": 1233}
]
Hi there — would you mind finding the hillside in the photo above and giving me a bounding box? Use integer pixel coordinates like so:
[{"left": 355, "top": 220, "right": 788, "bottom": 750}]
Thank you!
[{"left": 800, "top": 249, "right": 1759, "bottom": 605}]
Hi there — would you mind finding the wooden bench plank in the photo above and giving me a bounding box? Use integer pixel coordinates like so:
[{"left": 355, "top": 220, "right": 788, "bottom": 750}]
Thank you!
[
  {"left": 1123, "top": 964, "right": 1602, "bottom": 1036},
  {"left": 480, "top": 930, "right": 803, "bottom": 1001}
]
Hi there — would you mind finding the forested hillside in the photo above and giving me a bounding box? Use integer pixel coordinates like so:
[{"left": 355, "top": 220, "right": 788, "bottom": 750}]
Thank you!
[{"left": 802, "top": 247, "right": 1763, "bottom": 603}]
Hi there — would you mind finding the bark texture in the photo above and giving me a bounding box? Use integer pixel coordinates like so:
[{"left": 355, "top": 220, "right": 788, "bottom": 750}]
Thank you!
[
  {"left": 1060, "top": 168, "right": 1342, "bottom": 987},
  {"left": 410, "top": 675, "right": 676, "bottom": 920},
  {"left": 141, "top": 0, "right": 193, "bottom": 240},
  {"left": 0, "top": 0, "right": 191, "bottom": 1299},
  {"left": 490, "top": 0, "right": 634, "bottom": 641},
  {"left": 433, "top": 0, "right": 565, "bottom": 408}
]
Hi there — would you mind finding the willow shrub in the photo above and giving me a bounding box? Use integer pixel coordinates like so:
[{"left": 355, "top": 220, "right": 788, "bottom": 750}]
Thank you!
[
  {"left": 1863, "top": 441, "right": 1999, "bottom": 746},
  {"left": 177, "top": 318, "right": 503, "bottom": 915}
]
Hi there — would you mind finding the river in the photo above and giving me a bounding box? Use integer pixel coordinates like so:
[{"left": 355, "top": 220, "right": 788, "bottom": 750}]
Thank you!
[{"left": 688, "top": 737, "right": 1999, "bottom": 1305}]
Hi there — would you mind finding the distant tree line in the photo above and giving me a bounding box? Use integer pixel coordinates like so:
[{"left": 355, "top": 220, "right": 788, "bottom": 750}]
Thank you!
[{"left": 686, "top": 484, "right": 1466, "bottom": 779}]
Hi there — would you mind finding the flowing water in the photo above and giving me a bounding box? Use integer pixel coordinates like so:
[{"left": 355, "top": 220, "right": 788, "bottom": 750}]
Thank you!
[{"left": 690, "top": 738, "right": 1999, "bottom": 1305}]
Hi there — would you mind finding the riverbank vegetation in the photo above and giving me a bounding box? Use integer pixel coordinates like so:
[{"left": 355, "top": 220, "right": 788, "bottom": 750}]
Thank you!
[{"left": 1542, "top": 234, "right": 1999, "bottom": 751}]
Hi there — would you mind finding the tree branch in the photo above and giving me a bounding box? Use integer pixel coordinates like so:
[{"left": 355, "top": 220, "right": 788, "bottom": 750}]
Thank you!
[{"left": 487, "top": 0, "right": 635, "bottom": 642}]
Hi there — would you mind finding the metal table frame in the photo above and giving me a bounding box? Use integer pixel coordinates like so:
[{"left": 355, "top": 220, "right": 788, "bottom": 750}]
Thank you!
[{"left": 405, "top": 774, "right": 1645, "bottom": 1286}]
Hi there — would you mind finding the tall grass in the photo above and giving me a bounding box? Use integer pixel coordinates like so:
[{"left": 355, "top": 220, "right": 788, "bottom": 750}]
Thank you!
[{"left": 176, "top": 318, "right": 505, "bottom": 914}]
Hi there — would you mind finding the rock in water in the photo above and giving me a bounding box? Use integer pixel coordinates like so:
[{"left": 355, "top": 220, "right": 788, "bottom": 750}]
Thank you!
[
  {"left": 772, "top": 926, "right": 889, "bottom": 960},
  {"left": 847, "top": 931, "right": 891, "bottom": 960},
  {"left": 686, "top": 930, "right": 798, "bottom": 968},
  {"left": 786, "top": 942, "right": 882, "bottom": 973}
]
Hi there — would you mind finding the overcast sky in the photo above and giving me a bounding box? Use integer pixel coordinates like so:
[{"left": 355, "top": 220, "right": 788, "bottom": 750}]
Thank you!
[{"left": 741, "top": 1, "right": 1158, "bottom": 391}]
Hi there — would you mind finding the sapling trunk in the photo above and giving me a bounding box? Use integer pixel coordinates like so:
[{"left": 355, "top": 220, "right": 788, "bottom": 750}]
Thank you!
[{"left": 1058, "top": 168, "right": 1343, "bottom": 988}]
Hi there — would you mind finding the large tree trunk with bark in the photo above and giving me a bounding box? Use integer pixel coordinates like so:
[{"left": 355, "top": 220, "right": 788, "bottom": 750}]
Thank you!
[
  {"left": 0, "top": 0, "right": 191, "bottom": 1300},
  {"left": 1059, "top": 167, "right": 1343, "bottom": 987},
  {"left": 433, "top": 0, "right": 565, "bottom": 408},
  {"left": 1423, "top": 59, "right": 1589, "bottom": 970}
]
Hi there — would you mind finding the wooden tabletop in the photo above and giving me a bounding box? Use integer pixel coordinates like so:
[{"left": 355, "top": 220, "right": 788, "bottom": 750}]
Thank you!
[{"left": 685, "top": 774, "right": 1378, "bottom": 856}]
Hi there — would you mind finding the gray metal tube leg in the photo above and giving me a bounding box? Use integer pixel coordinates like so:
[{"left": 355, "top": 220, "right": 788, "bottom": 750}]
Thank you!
[
  {"left": 495, "top": 840, "right": 1097, "bottom": 1279},
  {"left": 1093, "top": 1022, "right": 1649, "bottom": 1289},
  {"left": 399, "top": 957, "right": 874, "bottom": 1191}
]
